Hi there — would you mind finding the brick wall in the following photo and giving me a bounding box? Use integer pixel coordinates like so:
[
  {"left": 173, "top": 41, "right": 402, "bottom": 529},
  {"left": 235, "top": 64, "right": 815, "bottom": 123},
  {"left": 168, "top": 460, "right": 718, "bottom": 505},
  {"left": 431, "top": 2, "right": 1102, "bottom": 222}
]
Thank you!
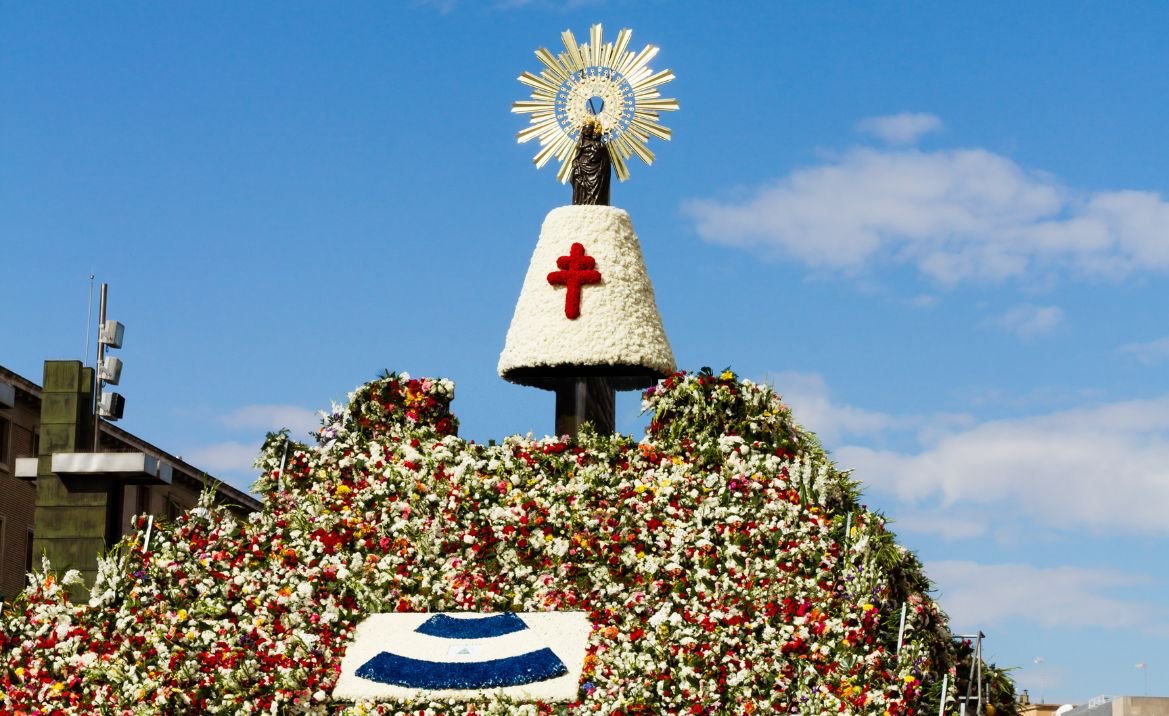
[{"left": 0, "top": 391, "right": 40, "bottom": 599}]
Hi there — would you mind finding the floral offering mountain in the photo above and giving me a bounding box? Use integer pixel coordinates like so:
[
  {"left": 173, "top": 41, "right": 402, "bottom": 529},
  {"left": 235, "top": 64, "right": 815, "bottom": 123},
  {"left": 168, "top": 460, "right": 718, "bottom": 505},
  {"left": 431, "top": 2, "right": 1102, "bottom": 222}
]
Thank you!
[{"left": 0, "top": 370, "right": 1013, "bottom": 714}]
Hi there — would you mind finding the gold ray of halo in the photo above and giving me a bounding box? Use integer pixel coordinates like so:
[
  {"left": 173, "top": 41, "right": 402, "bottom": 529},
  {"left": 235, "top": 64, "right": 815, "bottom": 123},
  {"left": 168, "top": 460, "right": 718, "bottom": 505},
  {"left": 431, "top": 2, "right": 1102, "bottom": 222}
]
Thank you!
[
  {"left": 512, "top": 23, "right": 678, "bottom": 183},
  {"left": 561, "top": 29, "right": 582, "bottom": 70},
  {"left": 611, "top": 28, "right": 632, "bottom": 70},
  {"left": 518, "top": 71, "right": 558, "bottom": 95}
]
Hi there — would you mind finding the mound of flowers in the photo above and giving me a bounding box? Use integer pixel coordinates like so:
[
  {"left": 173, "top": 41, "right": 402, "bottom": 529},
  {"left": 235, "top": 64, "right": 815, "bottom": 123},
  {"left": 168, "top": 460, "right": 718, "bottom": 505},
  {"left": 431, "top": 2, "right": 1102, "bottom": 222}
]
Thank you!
[{"left": 2, "top": 370, "right": 970, "bottom": 714}]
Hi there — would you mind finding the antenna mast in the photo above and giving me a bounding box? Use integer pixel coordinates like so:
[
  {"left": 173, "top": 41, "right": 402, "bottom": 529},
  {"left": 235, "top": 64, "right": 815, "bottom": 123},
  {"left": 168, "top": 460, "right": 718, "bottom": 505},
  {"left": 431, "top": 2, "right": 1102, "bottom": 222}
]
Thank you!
[
  {"left": 94, "top": 283, "right": 108, "bottom": 450},
  {"left": 83, "top": 274, "right": 95, "bottom": 366}
]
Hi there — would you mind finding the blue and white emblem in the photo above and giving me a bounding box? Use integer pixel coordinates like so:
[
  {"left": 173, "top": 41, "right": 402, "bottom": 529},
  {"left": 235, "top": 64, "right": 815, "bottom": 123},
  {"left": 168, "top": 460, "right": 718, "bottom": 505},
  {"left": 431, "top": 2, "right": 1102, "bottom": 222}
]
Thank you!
[{"left": 333, "top": 612, "right": 591, "bottom": 702}]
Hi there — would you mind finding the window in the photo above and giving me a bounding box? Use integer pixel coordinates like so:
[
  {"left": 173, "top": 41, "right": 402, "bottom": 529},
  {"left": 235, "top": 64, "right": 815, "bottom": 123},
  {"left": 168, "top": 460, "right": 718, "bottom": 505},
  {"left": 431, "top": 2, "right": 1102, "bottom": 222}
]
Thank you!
[
  {"left": 0, "top": 418, "right": 9, "bottom": 469},
  {"left": 10, "top": 423, "right": 33, "bottom": 460}
]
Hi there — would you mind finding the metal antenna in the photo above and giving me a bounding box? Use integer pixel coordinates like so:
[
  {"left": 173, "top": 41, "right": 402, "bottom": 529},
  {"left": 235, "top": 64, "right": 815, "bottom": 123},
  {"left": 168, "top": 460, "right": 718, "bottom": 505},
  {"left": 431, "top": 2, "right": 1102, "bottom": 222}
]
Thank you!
[
  {"left": 94, "top": 283, "right": 108, "bottom": 451},
  {"left": 83, "top": 274, "right": 95, "bottom": 366}
]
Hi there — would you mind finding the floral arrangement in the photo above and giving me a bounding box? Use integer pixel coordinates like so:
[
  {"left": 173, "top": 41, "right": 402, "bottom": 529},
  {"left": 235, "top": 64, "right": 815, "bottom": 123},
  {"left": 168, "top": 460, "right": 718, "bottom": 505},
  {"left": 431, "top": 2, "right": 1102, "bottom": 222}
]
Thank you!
[
  {"left": 0, "top": 370, "right": 973, "bottom": 715},
  {"left": 498, "top": 206, "right": 676, "bottom": 380}
]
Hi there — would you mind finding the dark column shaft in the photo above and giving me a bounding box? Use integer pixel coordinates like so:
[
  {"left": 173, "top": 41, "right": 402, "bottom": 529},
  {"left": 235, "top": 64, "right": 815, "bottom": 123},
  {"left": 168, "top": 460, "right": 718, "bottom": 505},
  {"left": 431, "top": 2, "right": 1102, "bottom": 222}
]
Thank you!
[{"left": 554, "top": 377, "right": 615, "bottom": 437}]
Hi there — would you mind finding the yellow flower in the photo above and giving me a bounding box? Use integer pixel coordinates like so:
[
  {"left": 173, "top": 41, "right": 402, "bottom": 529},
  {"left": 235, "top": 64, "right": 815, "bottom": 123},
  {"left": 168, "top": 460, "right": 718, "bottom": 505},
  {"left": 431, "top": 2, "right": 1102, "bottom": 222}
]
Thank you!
[
  {"left": 177, "top": 609, "right": 188, "bottom": 621},
  {"left": 335, "top": 484, "right": 351, "bottom": 496},
  {"left": 720, "top": 370, "right": 734, "bottom": 380},
  {"left": 862, "top": 603, "right": 875, "bottom": 612},
  {"left": 51, "top": 682, "right": 65, "bottom": 693}
]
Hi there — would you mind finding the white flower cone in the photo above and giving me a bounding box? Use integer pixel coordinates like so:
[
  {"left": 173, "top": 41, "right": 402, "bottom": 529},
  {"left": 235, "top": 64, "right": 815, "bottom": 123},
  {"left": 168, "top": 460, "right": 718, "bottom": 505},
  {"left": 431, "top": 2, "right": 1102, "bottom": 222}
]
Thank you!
[{"left": 499, "top": 205, "right": 675, "bottom": 390}]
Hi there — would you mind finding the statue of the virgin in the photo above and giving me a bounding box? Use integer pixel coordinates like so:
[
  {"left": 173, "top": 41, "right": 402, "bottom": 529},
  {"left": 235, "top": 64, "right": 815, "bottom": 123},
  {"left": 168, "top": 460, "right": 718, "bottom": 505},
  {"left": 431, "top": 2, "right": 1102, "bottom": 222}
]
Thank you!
[{"left": 570, "top": 118, "right": 611, "bottom": 206}]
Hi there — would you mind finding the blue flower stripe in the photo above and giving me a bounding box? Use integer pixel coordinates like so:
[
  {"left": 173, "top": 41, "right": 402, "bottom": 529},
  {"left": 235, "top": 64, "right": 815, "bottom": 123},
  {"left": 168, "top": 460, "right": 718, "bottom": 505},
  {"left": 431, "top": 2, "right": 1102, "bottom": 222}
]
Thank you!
[
  {"left": 414, "top": 612, "right": 529, "bottom": 639},
  {"left": 355, "top": 647, "right": 568, "bottom": 689}
]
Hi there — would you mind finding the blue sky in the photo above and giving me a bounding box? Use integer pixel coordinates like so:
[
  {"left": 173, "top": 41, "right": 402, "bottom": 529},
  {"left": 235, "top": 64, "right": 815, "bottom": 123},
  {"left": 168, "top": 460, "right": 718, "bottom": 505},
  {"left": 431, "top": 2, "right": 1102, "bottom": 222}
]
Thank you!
[{"left": 3, "top": 1, "right": 1167, "bottom": 705}]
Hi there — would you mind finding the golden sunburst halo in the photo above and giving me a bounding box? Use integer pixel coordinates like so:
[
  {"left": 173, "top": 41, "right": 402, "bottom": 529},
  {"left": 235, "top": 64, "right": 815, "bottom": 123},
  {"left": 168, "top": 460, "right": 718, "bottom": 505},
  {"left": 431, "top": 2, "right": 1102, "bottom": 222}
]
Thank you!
[{"left": 512, "top": 24, "right": 679, "bottom": 183}]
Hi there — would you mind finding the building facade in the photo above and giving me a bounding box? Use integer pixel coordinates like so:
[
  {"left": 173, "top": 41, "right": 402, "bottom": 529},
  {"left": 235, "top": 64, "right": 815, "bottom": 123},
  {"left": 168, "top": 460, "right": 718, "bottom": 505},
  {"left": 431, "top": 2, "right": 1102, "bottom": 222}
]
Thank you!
[
  {"left": 1066, "top": 697, "right": 1169, "bottom": 716},
  {"left": 0, "top": 363, "right": 260, "bottom": 600}
]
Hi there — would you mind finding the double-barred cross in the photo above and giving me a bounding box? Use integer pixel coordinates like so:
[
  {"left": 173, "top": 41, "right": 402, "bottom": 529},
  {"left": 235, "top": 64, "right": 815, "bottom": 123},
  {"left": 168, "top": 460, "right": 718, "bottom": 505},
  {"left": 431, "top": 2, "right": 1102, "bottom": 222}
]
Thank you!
[{"left": 547, "top": 242, "right": 602, "bottom": 319}]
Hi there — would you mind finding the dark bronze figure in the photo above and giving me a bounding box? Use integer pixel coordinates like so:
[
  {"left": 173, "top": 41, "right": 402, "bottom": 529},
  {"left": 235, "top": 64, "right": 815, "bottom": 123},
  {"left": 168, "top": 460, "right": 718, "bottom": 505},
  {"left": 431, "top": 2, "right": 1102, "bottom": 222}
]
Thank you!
[{"left": 571, "top": 118, "right": 611, "bottom": 206}]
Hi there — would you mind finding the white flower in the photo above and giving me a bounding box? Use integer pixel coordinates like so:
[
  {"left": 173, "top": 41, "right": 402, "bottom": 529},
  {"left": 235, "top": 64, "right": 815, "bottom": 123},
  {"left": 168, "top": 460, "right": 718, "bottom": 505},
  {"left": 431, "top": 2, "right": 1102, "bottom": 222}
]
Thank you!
[{"left": 648, "top": 604, "right": 672, "bottom": 628}]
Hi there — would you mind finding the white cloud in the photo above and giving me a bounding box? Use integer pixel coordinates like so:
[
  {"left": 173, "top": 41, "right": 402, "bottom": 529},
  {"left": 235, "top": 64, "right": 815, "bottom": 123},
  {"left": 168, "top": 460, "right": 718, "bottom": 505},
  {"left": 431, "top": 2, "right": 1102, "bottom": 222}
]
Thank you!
[
  {"left": 890, "top": 513, "right": 987, "bottom": 540},
  {"left": 857, "top": 112, "right": 943, "bottom": 145},
  {"left": 768, "top": 371, "right": 905, "bottom": 445},
  {"left": 220, "top": 404, "right": 319, "bottom": 436},
  {"left": 993, "top": 304, "right": 1065, "bottom": 338},
  {"left": 1119, "top": 336, "right": 1169, "bottom": 365},
  {"left": 928, "top": 561, "right": 1164, "bottom": 632},
  {"left": 769, "top": 371, "right": 978, "bottom": 450},
  {"left": 965, "top": 385, "right": 1107, "bottom": 412},
  {"left": 1014, "top": 662, "right": 1067, "bottom": 699},
  {"left": 182, "top": 441, "right": 259, "bottom": 473},
  {"left": 769, "top": 372, "right": 1169, "bottom": 538},
  {"left": 684, "top": 139, "right": 1169, "bottom": 285},
  {"left": 836, "top": 395, "right": 1169, "bottom": 535}
]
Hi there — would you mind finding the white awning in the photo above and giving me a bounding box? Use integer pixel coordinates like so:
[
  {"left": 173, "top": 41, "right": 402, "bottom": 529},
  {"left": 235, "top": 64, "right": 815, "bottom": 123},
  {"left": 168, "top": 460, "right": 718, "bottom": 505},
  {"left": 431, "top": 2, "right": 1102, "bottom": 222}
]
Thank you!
[
  {"left": 50, "top": 452, "right": 172, "bottom": 484},
  {"left": 14, "top": 457, "right": 37, "bottom": 479}
]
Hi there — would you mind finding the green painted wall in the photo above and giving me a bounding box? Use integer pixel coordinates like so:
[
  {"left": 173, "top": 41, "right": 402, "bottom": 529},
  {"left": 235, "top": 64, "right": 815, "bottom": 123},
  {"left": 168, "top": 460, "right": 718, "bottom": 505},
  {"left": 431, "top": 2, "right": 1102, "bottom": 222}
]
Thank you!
[{"left": 32, "top": 360, "right": 108, "bottom": 598}]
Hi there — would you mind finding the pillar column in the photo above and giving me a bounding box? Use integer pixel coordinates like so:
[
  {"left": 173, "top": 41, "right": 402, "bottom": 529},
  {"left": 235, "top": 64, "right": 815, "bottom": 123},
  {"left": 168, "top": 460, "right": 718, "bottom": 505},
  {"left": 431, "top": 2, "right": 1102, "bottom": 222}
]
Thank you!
[{"left": 32, "top": 360, "right": 109, "bottom": 596}]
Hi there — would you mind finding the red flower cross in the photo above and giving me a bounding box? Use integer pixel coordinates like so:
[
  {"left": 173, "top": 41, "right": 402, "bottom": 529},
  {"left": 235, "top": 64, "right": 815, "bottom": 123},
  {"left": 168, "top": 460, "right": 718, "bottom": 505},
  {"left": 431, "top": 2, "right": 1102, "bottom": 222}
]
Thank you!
[{"left": 547, "top": 242, "right": 602, "bottom": 319}]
